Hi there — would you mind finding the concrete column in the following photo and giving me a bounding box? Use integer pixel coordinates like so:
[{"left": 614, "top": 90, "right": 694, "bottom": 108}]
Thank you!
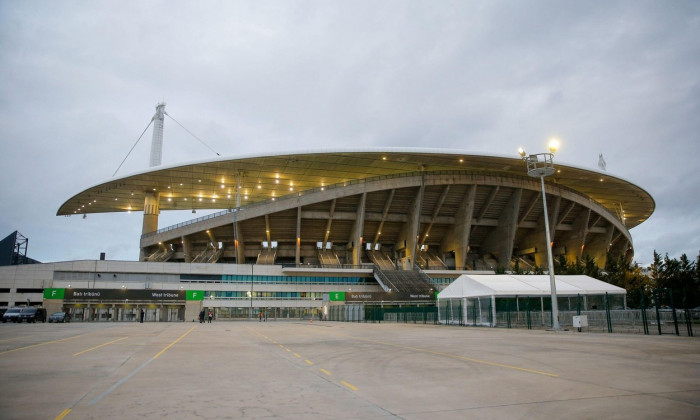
[
  {"left": 515, "top": 194, "right": 563, "bottom": 269},
  {"left": 548, "top": 196, "right": 561, "bottom": 243},
  {"left": 323, "top": 199, "right": 336, "bottom": 249},
  {"left": 482, "top": 188, "right": 522, "bottom": 269},
  {"left": 372, "top": 190, "right": 395, "bottom": 245},
  {"left": 265, "top": 215, "right": 271, "bottom": 246},
  {"left": 562, "top": 208, "right": 590, "bottom": 264},
  {"left": 350, "top": 193, "right": 367, "bottom": 265},
  {"left": 295, "top": 206, "right": 301, "bottom": 266},
  {"left": 419, "top": 185, "right": 450, "bottom": 247},
  {"left": 181, "top": 236, "right": 192, "bottom": 263},
  {"left": 185, "top": 301, "right": 201, "bottom": 323},
  {"left": 587, "top": 224, "right": 616, "bottom": 268},
  {"left": 398, "top": 185, "right": 424, "bottom": 269},
  {"left": 441, "top": 185, "right": 476, "bottom": 270},
  {"left": 234, "top": 221, "right": 245, "bottom": 263},
  {"left": 142, "top": 191, "right": 160, "bottom": 235}
]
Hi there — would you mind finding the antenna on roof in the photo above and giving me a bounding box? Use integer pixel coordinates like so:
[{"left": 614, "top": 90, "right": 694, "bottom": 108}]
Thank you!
[{"left": 598, "top": 153, "right": 606, "bottom": 171}]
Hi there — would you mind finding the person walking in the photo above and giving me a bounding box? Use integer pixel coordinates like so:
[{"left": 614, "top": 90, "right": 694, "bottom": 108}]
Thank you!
[
  {"left": 199, "top": 309, "right": 205, "bottom": 323},
  {"left": 140, "top": 309, "right": 145, "bottom": 323},
  {"left": 208, "top": 310, "right": 213, "bottom": 323}
]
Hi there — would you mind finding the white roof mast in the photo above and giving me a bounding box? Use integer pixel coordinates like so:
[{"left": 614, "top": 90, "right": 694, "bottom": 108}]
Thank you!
[{"left": 149, "top": 102, "right": 166, "bottom": 167}]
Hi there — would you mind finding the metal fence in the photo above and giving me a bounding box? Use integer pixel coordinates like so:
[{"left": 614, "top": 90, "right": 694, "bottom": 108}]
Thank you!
[
  {"left": 438, "top": 291, "right": 696, "bottom": 336},
  {"left": 327, "top": 304, "right": 439, "bottom": 324}
]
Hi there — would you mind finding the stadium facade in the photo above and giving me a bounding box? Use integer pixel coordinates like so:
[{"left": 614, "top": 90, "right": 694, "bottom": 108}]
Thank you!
[{"left": 1, "top": 148, "right": 654, "bottom": 322}]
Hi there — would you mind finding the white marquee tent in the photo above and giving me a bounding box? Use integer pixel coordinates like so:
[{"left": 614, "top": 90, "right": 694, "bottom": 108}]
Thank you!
[
  {"left": 438, "top": 274, "right": 626, "bottom": 299},
  {"left": 437, "top": 274, "right": 627, "bottom": 327}
]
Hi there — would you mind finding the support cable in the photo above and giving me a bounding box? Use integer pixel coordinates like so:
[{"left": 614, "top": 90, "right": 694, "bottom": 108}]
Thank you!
[
  {"left": 112, "top": 118, "right": 154, "bottom": 177},
  {"left": 165, "top": 112, "right": 220, "bottom": 156}
]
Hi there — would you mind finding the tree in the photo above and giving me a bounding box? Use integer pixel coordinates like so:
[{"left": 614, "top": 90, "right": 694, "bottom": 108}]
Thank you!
[
  {"left": 646, "top": 252, "right": 699, "bottom": 309},
  {"left": 648, "top": 251, "right": 663, "bottom": 289},
  {"left": 512, "top": 259, "right": 522, "bottom": 275},
  {"left": 582, "top": 254, "right": 602, "bottom": 279},
  {"left": 619, "top": 263, "right": 651, "bottom": 308},
  {"left": 603, "top": 252, "right": 623, "bottom": 288}
]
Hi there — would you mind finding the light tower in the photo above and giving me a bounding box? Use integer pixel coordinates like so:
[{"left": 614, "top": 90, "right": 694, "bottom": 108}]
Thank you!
[
  {"left": 519, "top": 139, "right": 561, "bottom": 330},
  {"left": 149, "top": 103, "right": 166, "bottom": 167}
]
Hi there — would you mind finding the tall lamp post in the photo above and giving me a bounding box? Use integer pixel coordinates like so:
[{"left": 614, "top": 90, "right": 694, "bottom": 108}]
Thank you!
[{"left": 519, "top": 139, "right": 561, "bottom": 330}]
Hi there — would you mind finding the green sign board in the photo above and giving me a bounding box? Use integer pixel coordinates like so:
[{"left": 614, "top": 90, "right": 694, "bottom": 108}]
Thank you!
[
  {"left": 186, "top": 290, "right": 204, "bottom": 301},
  {"left": 329, "top": 291, "right": 345, "bottom": 301},
  {"left": 43, "top": 288, "right": 65, "bottom": 299}
]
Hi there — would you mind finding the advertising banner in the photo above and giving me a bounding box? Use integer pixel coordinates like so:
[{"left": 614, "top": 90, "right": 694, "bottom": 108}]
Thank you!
[{"left": 62, "top": 289, "right": 186, "bottom": 301}]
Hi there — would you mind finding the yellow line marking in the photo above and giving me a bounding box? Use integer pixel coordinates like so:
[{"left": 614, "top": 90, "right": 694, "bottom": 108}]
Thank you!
[
  {"left": 356, "top": 337, "right": 558, "bottom": 377},
  {"left": 153, "top": 326, "right": 196, "bottom": 359},
  {"left": 293, "top": 353, "right": 301, "bottom": 358},
  {"left": 73, "top": 337, "right": 128, "bottom": 356},
  {"left": 285, "top": 348, "right": 291, "bottom": 352},
  {"left": 341, "top": 380, "right": 358, "bottom": 391},
  {"left": 272, "top": 340, "right": 278, "bottom": 344},
  {"left": 320, "top": 368, "right": 331, "bottom": 376},
  {"left": 54, "top": 408, "right": 71, "bottom": 420},
  {"left": 305, "top": 359, "right": 314, "bottom": 365},
  {"left": 0, "top": 335, "right": 83, "bottom": 356}
]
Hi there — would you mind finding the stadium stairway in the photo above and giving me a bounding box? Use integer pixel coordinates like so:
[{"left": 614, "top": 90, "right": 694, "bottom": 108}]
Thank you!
[{"left": 373, "top": 267, "right": 434, "bottom": 294}]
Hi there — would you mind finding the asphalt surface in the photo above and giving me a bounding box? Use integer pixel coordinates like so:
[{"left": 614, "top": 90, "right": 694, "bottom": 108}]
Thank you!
[{"left": 0, "top": 320, "right": 698, "bottom": 419}]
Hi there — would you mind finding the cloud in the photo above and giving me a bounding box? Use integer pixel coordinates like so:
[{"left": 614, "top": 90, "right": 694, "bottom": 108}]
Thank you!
[{"left": 0, "top": 1, "right": 699, "bottom": 265}]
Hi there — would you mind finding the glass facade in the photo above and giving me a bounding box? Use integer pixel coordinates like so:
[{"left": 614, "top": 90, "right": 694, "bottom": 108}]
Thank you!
[
  {"left": 180, "top": 274, "right": 370, "bottom": 285},
  {"left": 204, "top": 291, "right": 325, "bottom": 300}
]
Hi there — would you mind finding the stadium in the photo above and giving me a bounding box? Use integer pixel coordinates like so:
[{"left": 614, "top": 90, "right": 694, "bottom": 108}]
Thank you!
[{"left": 1, "top": 106, "right": 655, "bottom": 324}]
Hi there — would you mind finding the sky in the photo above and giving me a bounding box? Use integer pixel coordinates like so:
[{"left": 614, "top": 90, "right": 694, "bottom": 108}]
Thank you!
[{"left": 1, "top": 1, "right": 699, "bottom": 266}]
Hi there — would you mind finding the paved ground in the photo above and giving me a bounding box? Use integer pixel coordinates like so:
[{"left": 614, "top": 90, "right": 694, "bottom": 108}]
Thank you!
[{"left": 0, "top": 320, "right": 698, "bottom": 420}]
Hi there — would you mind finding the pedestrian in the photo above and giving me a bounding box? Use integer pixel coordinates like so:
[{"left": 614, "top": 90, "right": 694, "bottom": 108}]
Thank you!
[
  {"left": 258, "top": 310, "right": 263, "bottom": 322},
  {"left": 199, "top": 309, "right": 205, "bottom": 323},
  {"left": 208, "top": 310, "right": 213, "bottom": 323},
  {"left": 140, "top": 309, "right": 145, "bottom": 323}
]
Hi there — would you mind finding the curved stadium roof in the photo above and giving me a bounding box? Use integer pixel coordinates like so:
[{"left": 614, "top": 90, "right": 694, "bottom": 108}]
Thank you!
[{"left": 57, "top": 148, "right": 654, "bottom": 230}]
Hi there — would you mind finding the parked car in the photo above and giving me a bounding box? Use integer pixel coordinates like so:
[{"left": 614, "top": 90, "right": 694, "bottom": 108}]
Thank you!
[
  {"left": 2, "top": 308, "right": 23, "bottom": 323},
  {"left": 48, "top": 312, "right": 71, "bottom": 323},
  {"left": 17, "top": 307, "right": 46, "bottom": 323}
]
